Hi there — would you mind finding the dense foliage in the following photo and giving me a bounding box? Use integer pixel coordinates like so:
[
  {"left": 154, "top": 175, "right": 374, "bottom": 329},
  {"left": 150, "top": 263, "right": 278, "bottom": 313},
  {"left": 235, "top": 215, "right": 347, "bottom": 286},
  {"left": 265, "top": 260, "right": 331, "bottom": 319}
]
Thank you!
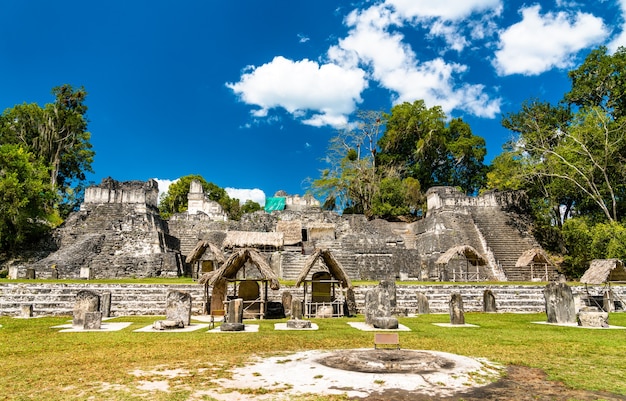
[
  {"left": 487, "top": 46, "right": 626, "bottom": 276},
  {"left": 312, "top": 102, "right": 487, "bottom": 219},
  {"left": 158, "top": 174, "right": 260, "bottom": 220},
  {"left": 0, "top": 85, "right": 93, "bottom": 253}
]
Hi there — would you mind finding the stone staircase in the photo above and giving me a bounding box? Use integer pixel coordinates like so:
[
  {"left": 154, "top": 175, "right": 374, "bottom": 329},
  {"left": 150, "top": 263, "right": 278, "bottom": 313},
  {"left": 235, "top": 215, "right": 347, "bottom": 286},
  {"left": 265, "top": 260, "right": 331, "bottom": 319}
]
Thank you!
[
  {"left": 4, "top": 282, "right": 621, "bottom": 316},
  {"left": 471, "top": 207, "right": 557, "bottom": 281}
]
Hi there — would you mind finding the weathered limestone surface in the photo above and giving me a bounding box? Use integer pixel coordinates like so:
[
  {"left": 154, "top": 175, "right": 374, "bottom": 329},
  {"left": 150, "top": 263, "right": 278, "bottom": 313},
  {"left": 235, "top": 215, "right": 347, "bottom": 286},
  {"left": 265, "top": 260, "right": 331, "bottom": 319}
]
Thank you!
[
  {"left": 73, "top": 290, "right": 100, "bottom": 327},
  {"left": 286, "top": 297, "right": 312, "bottom": 328},
  {"left": 449, "top": 293, "right": 465, "bottom": 325},
  {"left": 544, "top": 282, "right": 577, "bottom": 324},
  {"left": 483, "top": 289, "right": 497, "bottom": 312},
  {"left": 364, "top": 287, "right": 399, "bottom": 329},
  {"left": 577, "top": 308, "right": 609, "bottom": 328},
  {"left": 165, "top": 290, "right": 192, "bottom": 326},
  {"left": 84, "top": 311, "right": 102, "bottom": 329},
  {"left": 221, "top": 298, "right": 245, "bottom": 331},
  {"left": 416, "top": 292, "right": 430, "bottom": 314}
]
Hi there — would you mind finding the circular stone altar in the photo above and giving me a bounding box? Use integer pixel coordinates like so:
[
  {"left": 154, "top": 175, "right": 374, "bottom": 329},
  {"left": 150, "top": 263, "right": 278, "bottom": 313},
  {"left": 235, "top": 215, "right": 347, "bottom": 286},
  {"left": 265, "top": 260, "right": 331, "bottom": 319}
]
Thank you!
[
  {"left": 319, "top": 349, "right": 455, "bottom": 374},
  {"left": 213, "top": 349, "right": 503, "bottom": 400}
]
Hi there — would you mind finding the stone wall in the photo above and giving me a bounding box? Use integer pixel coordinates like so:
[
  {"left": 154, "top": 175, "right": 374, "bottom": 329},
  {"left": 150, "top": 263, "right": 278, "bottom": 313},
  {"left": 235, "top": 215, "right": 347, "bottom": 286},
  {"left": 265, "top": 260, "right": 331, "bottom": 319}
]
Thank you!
[{"left": 2, "top": 283, "right": 622, "bottom": 316}]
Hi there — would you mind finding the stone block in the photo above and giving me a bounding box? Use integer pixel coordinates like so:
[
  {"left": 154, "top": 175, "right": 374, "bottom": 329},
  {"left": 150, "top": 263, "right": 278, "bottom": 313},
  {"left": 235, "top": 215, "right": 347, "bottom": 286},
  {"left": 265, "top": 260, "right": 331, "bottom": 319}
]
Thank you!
[
  {"left": 577, "top": 308, "right": 609, "bottom": 328},
  {"left": 543, "top": 282, "right": 576, "bottom": 324},
  {"left": 165, "top": 290, "right": 192, "bottom": 326},
  {"left": 100, "top": 292, "right": 112, "bottom": 318},
  {"left": 84, "top": 311, "right": 102, "bottom": 329},
  {"left": 153, "top": 319, "right": 184, "bottom": 330},
  {"left": 416, "top": 292, "right": 430, "bottom": 314},
  {"left": 449, "top": 293, "right": 465, "bottom": 325},
  {"left": 8, "top": 266, "right": 18, "bottom": 279},
  {"left": 372, "top": 316, "right": 399, "bottom": 329},
  {"left": 286, "top": 320, "right": 312, "bottom": 329},
  {"left": 483, "top": 289, "right": 497, "bottom": 312},
  {"left": 73, "top": 290, "right": 100, "bottom": 327},
  {"left": 315, "top": 305, "right": 334, "bottom": 318},
  {"left": 80, "top": 267, "right": 93, "bottom": 280},
  {"left": 20, "top": 304, "right": 33, "bottom": 318}
]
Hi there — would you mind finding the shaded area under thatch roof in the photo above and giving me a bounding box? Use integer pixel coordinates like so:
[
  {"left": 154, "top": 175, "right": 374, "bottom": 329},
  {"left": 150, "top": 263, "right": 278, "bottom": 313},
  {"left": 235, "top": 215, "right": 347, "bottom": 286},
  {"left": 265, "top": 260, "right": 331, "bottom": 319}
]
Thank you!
[
  {"left": 222, "top": 231, "right": 283, "bottom": 249},
  {"left": 198, "top": 248, "right": 280, "bottom": 290},
  {"left": 580, "top": 259, "right": 626, "bottom": 284},
  {"left": 185, "top": 240, "right": 225, "bottom": 264},
  {"left": 515, "top": 248, "right": 553, "bottom": 267},
  {"left": 436, "top": 245, "right": 487, "bottom": 265},
  {"left": 295, "top": 248, "right": 353, "bottom": 289}
]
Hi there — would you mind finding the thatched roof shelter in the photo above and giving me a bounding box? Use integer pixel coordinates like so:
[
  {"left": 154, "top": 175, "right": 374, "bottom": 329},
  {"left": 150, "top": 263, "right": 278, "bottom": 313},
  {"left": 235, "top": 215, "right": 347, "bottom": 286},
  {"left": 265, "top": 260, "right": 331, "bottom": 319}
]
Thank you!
[
  {"left": 307, "top": 222, "right": 336, "bottom": 241},
  {"left": 185, "top": 240, "right": 225, "bottom": 264},
  {"left": 295, "top": 248, "right": 353, "bottom": 289},
  {"left": 276, "top": 220, "right": 302, "bottom": 245},
  {"left": 436, "top": 245, "right": 487, "bottom": 266},
  {"left": 580, "top": 259, "right": 626, "bottom": 284},
  {"left": 222, "top": 231, "right": 284, "bottom": 249},
  {"left": 198, "top": 248, "right": 280, "bottom": 290},
  {"left": 515, "top": 248, "right": 553, "bottom": 267}
]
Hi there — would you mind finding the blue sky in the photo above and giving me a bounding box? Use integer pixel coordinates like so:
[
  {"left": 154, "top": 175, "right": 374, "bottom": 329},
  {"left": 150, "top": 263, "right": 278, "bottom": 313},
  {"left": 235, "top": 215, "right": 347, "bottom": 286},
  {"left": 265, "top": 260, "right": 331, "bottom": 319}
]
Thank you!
[{"left": 1, "top": 1, "right": 625, "bottom": 206}]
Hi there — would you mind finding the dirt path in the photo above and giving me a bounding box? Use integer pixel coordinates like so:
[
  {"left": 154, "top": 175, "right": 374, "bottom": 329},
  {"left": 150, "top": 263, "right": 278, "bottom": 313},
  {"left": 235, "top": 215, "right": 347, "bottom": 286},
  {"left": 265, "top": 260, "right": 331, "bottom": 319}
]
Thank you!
[{"left": 356, "top": 365, "right": 626, "bottom": 401}]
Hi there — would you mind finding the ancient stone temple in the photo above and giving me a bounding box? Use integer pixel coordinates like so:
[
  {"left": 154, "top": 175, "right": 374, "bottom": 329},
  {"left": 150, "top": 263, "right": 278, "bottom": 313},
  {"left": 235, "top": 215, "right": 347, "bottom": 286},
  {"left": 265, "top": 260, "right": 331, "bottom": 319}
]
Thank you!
[
  {"left": 26, "top": 178, "right": 183, "bottom": 279},
  {"left": 18, "top": 179, "right": 559, "bottom": 282}
]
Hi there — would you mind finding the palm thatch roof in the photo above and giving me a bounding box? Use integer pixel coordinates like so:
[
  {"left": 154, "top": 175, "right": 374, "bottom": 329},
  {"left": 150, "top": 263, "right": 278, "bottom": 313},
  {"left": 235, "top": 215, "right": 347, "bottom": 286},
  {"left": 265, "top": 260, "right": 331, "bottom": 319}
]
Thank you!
[
  {"left": 198, "top": 248, "right": 280, "bottom": 290},
  {"left": 222, "top": 231, "right": 283, "bottom": 249},
  {"left": 307, "top": 222, "right": 336, "bottom": 241},
  {"left": 580, "top": 259, "right": 626, "bottom": 284},
  {"left": 295, "top": 248, "right": 353, "bottom": 289},
  {"left": 276, "top": 220, "right": 302, "bottom": 245},
  {"left": 185, "top": 240, "right": 225, "bottom": 264},
  {"left": 515, "top": 248, "right": 553, "bottom": 267},
  {"left": 436, "top": 245, "right": 487, "bottom": 265}
]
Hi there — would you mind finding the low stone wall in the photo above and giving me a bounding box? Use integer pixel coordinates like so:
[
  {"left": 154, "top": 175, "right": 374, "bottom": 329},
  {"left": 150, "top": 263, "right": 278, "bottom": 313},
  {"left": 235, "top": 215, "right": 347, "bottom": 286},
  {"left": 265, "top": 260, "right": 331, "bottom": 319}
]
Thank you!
[{"left": 0, "top": 283, "right": 622, "bottom": 317}]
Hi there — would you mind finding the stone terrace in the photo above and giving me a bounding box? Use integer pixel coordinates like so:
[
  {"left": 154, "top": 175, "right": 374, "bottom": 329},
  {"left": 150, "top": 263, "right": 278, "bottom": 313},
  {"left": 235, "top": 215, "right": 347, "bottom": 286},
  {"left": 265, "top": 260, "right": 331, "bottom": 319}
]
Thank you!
[{"left": 2, "top": 283, "right": 622, "bottom": 317}]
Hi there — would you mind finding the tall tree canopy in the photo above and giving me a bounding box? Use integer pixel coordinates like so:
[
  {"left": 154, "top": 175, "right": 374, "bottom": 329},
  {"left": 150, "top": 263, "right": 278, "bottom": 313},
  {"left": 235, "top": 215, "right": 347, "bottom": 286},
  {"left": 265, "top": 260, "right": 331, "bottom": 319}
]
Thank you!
[
  {"left": 377, "top": 100, "right": 487, "bottom": 196},
  {"left": 0, "top": 85, "right": 94, "bottom": 212},
  {"left": 488, "top": 46, "right": 626, "bottom": 276},
  {"left": 158, "top": 174, "right": 259, "bottom": 221},
  {"left": 312, "top": 102, "right": 487, "bottom": 219}
]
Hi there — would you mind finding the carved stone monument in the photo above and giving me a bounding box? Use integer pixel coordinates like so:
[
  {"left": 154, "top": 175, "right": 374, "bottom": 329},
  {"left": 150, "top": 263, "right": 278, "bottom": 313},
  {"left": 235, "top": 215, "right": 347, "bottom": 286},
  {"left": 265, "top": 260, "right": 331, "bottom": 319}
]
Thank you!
[
  {"left": 281, "top": 291, "right": 293, "bottom": 317},
  {"left": 364, "top": 287, "right": 399, "bottom": 329},
  {"left": 220, "top": 298, "right": 245, "bottom": 331},
  {"left": 483, "top": 289, "right": 497, "bottom": 313},
  {"left": 449, "top": 293, "right": 465, "bottom": 325},
  {"left": 286, "top": 297, "right": 312, "bottom": 329},
  {"left": 543, "top": 282, "right": 576, "bottom": 324},
  {"left": 344, "top": 287, "right": 358, "bottom": 317},
  {"left": 165, "top": 290, "right": 192, "bottom": 327},
  {"left": 416, "top": 292, "right": 430, "bottom": 314},
  {"left": 100, "top": 292, "right": 112, "bottom": 318},
  {"left": 73, "top": 290, "right": 100, "bottom": 328},
  {"left": 577, "top": 307, "right": 609, "bottom": 328},
  {"left": 84, "top": 311, "right": 102, "bottom": 329},
  {"left": 20, "top": 304, "right": 33, "bottom": 318}
]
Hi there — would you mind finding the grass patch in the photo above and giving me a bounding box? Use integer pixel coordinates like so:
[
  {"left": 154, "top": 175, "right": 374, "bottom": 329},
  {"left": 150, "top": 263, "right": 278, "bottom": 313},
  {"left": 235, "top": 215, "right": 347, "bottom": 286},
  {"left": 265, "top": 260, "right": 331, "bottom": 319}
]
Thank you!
[{"left": 0, "top": 313, "right": 625, "bottom": 399}]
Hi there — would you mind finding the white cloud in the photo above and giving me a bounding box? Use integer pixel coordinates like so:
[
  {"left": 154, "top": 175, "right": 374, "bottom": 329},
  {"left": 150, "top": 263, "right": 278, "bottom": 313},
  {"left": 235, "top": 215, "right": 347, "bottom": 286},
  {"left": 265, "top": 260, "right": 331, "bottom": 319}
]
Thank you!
[
  {"left": 225, "top": 188, "right": 266, "bottom": 206},
  {"left": 330, "top": 4, "right": 501, "bottom": 117},
  {"left": 153, "top": 178, "right": 177, "bottom": 200},
  {"left": 493, "top": 5, "right": 609, "bottom": 76},
  {"left": 385, "top": 0, "right": 502, "bottom": 21},
  {"left": 226, "top": 56, "right": 367, "bottom": 128},
  {"left": 608, "top": 0, "right": 626, "bottom": 52}
]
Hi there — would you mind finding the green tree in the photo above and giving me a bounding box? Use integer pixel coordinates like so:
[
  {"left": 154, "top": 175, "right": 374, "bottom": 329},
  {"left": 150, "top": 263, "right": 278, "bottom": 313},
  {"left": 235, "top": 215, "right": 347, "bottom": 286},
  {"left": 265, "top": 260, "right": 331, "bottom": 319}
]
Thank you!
[
  {"left": 565, "top": 46, "right": 626, "bottom": 118},
  {"left": 0, "top": 144, "right": 57, "bottom": 252},
  {"left": 158, "top": 175, "right": 234, "bottom": 219},
  {"left": 377, "top": 100, "right": 487, "bottom": 195},
  {"left": 0, "top": 85, "right": 94, "bottom": 216}
]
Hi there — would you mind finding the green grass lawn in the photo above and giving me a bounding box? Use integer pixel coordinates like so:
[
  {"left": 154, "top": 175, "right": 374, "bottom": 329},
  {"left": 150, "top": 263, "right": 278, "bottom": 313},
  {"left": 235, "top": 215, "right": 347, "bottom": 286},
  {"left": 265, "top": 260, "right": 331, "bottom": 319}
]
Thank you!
[{"left": 1, "top": 312, "right": 625, "bottom": 400}]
